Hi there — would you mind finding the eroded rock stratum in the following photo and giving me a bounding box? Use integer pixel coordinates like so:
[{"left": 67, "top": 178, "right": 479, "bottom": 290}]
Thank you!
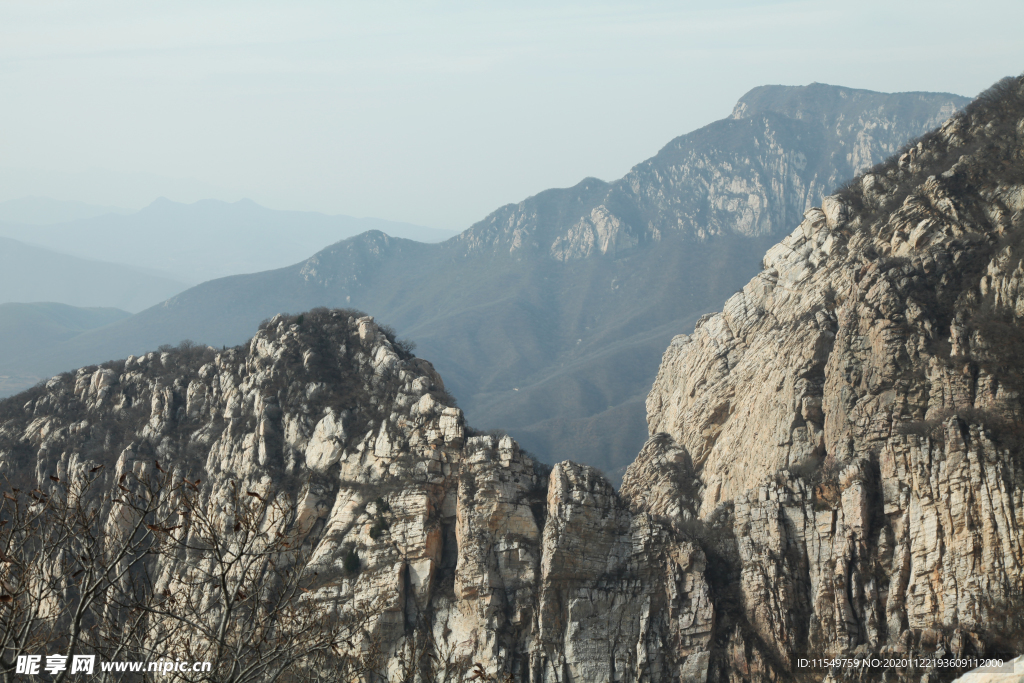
[{"left": 3, "top": 77, "right": 1024, "bottom": 682}]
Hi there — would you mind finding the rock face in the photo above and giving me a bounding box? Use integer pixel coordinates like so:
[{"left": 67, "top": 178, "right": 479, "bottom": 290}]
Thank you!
[
  {"left": 461, "top": 83, "right": 966, "bottom": 257},
  {"left": 1, "top": 78, "right": 1022, "bottom": 681},
  {"left": 637, "top": 75, "right": 1024, "bottom": 671},
  {"left": 1, "top": 85, "right": 968, "bottom": 488},
  {"left": 0, "top": 312, "right": 715, "bottom": 681}
]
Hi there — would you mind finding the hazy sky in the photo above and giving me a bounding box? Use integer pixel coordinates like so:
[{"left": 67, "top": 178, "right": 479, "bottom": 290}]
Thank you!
[{"left": 1, "top": 0, "right": 1021, "bottom": 230}]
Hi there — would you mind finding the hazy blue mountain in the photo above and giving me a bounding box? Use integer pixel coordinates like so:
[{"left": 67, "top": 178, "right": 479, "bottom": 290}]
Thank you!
[
  {"left": 0, "top": 302, "right": 130, "bottom": 396},
  {"left": 0, "top": 198, "right": 457, "bottom": 284},
  {"left": 1, "top": 84, "right": 970, "bottom": 481},
  {"left": 0, "top": 197, "right": 131, "bottom": 224},
  {"left": 0, "top": 236, "right": 189, "bottom": 312}
]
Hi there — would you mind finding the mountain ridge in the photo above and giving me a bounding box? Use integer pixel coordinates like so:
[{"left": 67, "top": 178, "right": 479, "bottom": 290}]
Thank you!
[
  {"left": 0, "top": 83, "right": 970, "bottom": 482},
  {"left": 0, "top": 75, "right": 1022, "bottom": 679}
]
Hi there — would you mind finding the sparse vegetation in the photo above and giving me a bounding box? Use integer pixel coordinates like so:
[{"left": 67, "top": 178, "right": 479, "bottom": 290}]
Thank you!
[
  {"left": 377, "top": 322, "right": 417, "bottom": 360},
  {"left": 369, "top": 518, "right": 390, "bottom": 540},
  {"left": 0, "top": 471, "right": 387, "bottom": 683},
  {"left": 833, "top": 75, "right": 1024, "bottom": 240},
  {"left": 342, "top": 545, "right": 361, "bottom": 575},
  {"left": 368, "top": 498, "right": 391, "bottom": 540},
  {"left": 784, "top": 452, "right": 840, "bottom": 488}
]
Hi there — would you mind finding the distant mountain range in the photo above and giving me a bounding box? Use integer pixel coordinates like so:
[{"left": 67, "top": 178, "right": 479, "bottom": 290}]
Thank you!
[
  {"left": 0, "top": 198, "right": 456, "bottom": 284},
  {"left": 0, "top": 302, "right": 131, "bottom": 395},
  {"left": 0, "top": 236, "right": 188, "bottom": 312},
  {"left": 2, "top": 75, "right": 1021, "bottom": 681},
  {"left": 0, "top": 83, "right": 970, "bottom": 481}
]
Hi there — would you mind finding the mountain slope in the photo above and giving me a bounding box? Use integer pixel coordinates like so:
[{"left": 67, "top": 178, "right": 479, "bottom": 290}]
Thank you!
[
  {"left": 0, "top": 236, "right": 188, "bottom": 312},
  {"left": 455, "top": 83, "right": 965, "bottom": 256},
  {"left": 2, "top": 68, "right": 1023, "bottom": 680},
  {"left": 626, "top": 74, "right": 1024, "bottom": 669},
  {"left": 0, "top": 302, "right": 130, "bottom": 353},
  {"left": 0, "top": 84, "right": 969, "bottom": 480}
]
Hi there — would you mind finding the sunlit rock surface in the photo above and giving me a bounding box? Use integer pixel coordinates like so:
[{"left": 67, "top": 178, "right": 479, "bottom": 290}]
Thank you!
[{"left": 3, "top": 78, "right": 1024, "bottom": 681}]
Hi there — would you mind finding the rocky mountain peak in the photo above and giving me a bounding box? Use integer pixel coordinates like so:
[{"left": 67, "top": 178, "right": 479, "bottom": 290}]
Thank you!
[
  {"left": 456, "top": 84, "right": 969, "bottom": 261},
  {"left": 2, "top": 78, "right": 1021, "bottom": 681},
  {"left": 645, "top": 74, "right": 1024, "bottom": 516},
  {"left": 630, "top": 74, "right": 1024, "bottom": 671},
  {"left": 730, "top": 82, "right": 963, "bottom": 129},
  {"left": 2, "top": 308, "right": 713, "bottom": 679}
]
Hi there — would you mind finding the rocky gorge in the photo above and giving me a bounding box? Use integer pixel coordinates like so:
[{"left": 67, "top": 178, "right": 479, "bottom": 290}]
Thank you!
[{"left": 1, "top": 76, "right": 1024, "bottom": 682}]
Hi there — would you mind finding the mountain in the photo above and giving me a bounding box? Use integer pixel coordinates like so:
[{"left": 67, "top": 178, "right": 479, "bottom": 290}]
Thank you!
[
  {"left": 0, "top": 236, "right": 189, "bottom": 312},
  {"left": 0, "top": 197, "right": 131, "bottom": 224},
  {"left": 0, "top": 302, "right": 131, "bottom": 395},
  {"left": 0, "top": 84, "right": 969, "bottom": 481},
  {"left": 622, "top": 73, "right": 1024, "bottom": 674},
  {"left": 1, "top": 73, "right": 1022, "bottom": 678},
  {"left": 455, "top": 83, "right": 965, "bottom": 255},
  {"left": 0, "top": 198, "right": 457, "bottom": 284}
]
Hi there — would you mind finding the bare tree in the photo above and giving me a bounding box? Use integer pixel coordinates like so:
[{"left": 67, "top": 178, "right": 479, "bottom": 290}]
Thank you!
[
  {"left": 0, "top": 467, "right": 168, "bottom": 683},
  {"left": 0, "top": 468, "right": 387, "bottom": 683},
  {"left": 118, "top": 478, "right": 383, "bottom": 682}
]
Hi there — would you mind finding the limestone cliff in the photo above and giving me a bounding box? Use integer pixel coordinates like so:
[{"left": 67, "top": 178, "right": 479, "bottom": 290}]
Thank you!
[
  {"left": 637, "top": 75, "right": 1024, "bottom": 672},
  {"left": 0, "top": 312, "right": 717, "bottom": 681},
  {"left": 1, "top": 77, "right": 1022, "bottom": 682}
]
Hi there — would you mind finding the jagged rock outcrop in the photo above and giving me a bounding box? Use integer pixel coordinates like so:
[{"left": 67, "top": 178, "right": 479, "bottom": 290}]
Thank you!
[
  {"left": 2, "top": 77, "right": 1023, "bottom": 681},
  {"left": 636, "top": 75, "right": 1024, "bottom": 673},
  {"left": 0, "top": 312, "right": 715, "bottom": 681}
]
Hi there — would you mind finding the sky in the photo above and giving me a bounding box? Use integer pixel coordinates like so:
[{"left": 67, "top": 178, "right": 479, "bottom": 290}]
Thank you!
[{"left": 1, "top": 0, "right": 1022, "bottom": 230}]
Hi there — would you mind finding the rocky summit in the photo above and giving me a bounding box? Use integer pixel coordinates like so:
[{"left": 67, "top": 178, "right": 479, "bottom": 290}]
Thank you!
[
  {"left": 2, "top": 76, "right": 1024, "bottom": 682},
  {"left": 634, "top": 76, "right": 1024, "bottom": 672}
]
